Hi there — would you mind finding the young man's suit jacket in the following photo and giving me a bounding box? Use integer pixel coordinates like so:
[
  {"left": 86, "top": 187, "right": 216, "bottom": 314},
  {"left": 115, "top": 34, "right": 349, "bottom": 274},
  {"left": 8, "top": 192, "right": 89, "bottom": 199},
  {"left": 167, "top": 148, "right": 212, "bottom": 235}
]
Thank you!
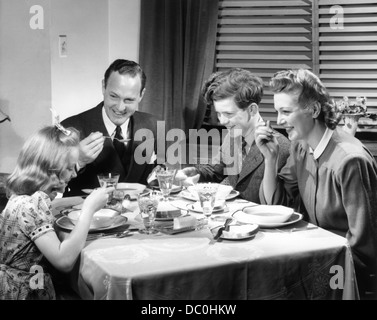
[{"left": 197, "top": 132, "right": 291, "bottom": 203}]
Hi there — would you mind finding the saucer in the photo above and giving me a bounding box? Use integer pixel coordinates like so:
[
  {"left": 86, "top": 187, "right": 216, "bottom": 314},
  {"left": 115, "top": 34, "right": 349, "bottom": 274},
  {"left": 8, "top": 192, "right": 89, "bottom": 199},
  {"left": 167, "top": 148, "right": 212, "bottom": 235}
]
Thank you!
[
  {"left": 180, "top": 189, "right": 240, "bottom": 201},
  {"left": 187, "top": 201, "right": 225, "bottom": 213}
]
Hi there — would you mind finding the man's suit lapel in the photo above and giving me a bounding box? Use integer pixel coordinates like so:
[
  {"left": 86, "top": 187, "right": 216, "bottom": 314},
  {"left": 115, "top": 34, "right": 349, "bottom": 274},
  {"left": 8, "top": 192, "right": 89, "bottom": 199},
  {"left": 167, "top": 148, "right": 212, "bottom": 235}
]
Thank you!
[
  {"left": 237, "top": 142, "right": 264, "bottom": 183},
  {"left": 88, "top": 102, "right": 109, "bottom": 135},
  {"left": 122, "top": 112, "right": 155, "bottom": 180}
]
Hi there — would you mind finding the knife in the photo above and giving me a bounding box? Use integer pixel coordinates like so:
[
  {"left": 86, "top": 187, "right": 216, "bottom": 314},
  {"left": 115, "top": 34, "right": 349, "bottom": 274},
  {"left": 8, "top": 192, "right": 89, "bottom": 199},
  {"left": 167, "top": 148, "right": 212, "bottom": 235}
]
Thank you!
[{"left": 213, "top": 218, "right": 233, "bottom": 241}]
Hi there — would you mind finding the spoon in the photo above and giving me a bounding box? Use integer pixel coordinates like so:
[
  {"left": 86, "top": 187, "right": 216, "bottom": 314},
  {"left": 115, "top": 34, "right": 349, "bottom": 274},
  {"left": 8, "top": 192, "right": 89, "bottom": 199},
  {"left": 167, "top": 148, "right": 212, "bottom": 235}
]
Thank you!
[{"left": 104, "top": 136, "right": 131, "bottom": 143}]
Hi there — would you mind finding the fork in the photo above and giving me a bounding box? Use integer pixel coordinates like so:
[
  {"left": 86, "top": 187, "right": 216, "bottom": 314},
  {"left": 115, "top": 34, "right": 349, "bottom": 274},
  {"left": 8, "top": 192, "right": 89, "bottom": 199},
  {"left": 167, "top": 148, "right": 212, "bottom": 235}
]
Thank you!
[
  {"left": 104, "top": 135, "right": 131, "bottom": 143},
  {"left": 86, "top": 228, "right": 138, "bottom": 241}
]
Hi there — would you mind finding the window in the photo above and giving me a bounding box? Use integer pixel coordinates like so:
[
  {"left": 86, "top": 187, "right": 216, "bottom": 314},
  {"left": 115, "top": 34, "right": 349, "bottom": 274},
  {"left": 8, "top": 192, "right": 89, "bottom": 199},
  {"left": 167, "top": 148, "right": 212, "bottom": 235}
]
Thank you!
[
  {"left": 317, "top": 0, "right": 377, "bottom": 129},
  {"left": 206, "top": 0, "right": 377, "bottom": 130}
]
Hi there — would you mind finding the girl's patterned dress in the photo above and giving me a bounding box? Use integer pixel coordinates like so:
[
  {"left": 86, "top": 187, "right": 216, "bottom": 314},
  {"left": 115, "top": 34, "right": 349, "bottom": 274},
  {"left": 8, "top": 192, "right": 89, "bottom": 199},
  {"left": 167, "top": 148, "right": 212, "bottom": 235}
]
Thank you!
[{"left": 0, "top": 191, "right": 56, "bottom": 299}]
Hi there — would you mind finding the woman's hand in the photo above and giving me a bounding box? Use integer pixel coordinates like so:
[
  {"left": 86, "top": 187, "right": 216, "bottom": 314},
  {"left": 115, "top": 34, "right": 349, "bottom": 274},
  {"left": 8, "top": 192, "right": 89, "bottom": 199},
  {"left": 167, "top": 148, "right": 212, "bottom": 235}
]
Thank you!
[{"left": 255, "top": 121, "right": 280, "bottom": 162}]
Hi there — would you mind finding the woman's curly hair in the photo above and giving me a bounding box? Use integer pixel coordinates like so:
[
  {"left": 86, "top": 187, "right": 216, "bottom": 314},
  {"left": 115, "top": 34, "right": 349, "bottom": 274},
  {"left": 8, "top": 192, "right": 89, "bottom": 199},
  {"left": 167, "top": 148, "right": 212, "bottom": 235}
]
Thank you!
[{"left": 269, "top": 69, "right": 342, "bottom": 130}]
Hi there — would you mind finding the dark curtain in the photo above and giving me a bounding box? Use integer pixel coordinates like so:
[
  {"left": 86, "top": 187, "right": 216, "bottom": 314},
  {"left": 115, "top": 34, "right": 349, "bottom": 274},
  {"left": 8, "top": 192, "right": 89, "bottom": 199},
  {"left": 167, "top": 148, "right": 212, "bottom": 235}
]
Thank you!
[{"left": 139, "top": 0, "right": 219, "bottom": 135}]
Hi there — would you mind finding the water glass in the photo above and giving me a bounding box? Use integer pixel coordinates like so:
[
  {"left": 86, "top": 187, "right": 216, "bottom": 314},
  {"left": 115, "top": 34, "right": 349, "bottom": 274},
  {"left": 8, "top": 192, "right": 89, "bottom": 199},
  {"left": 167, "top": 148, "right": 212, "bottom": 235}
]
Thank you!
[
  {"left": 138, "top": 192, "right": 159, "bottom": 234},
  {"left": 195, "top": 183, "right": 219, "bottom": 223},
  {"left": 156, "top": 168, "right": 177, "bottom": 201},
  {"left": 97, "top": 173, "right": 120, "bottom": 188},
  {"left": 107, "top": 189, "right": 127, "bottom": 213},
  {"left": 97, "top": 173, "right": 120, "bottom": 204}
]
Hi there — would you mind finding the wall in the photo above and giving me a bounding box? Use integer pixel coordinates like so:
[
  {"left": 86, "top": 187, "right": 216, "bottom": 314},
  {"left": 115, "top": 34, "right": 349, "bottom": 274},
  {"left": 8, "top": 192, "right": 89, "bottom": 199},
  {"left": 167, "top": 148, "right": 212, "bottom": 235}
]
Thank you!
[
  {"left": 0, "top": 0, "right": 140, "bottom": 173},
  {"left": 50, "top": 0, "right": 109, "bottom": 121},
  {"left": 0, "top": 0, "right": 52, "bottom": 173},
  {"left": 109, "top": 0, "right": 140, "bottom": 63}
]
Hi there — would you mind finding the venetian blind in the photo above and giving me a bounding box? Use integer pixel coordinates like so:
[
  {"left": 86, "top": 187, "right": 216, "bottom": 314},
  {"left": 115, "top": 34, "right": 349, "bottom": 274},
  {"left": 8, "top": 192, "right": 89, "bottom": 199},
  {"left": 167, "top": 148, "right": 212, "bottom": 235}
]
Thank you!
[
  {"left": 316, "top": 0, "right": 377, "bottom": 125},
  {"left": 213, "top": 0, "right": 314, "bottom": 126}
]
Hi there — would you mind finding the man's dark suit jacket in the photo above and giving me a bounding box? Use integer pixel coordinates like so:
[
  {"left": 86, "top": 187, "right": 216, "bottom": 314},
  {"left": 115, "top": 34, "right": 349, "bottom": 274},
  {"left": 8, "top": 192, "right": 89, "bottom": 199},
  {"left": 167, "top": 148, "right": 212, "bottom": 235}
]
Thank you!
[
  {"left": 61, "top": 102, "right": 159, "bottom": 196},
  {"left": 196, "top": 132, "right": 291, "bottom": 203}
]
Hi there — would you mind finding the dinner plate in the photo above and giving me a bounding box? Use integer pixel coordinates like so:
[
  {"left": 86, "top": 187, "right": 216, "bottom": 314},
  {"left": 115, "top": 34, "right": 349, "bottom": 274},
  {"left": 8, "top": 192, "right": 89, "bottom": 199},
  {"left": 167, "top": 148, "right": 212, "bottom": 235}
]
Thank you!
[
  {"left": 54, "top": 203, "right": 82, "bottom": 213},
  {"left": 233, "top": 211, "right": 303, "bottom": 228},
  {"left": 152, "top": 184, "right": 182, "bottom": 194},
  {"left": 82, "top": 183, "right": 146, "bottom": 198},
  {"left": 180, "top": 189, "right": 240, "bottom": 202},
  {"left": 116, "top": 183, "right": 146, "bottom": 193},
  {"left": 55, "top": 215, "right": 128, "bottom": 232},
  {"left": 241, "top": 205, "right": 294, "bottom": 224}
]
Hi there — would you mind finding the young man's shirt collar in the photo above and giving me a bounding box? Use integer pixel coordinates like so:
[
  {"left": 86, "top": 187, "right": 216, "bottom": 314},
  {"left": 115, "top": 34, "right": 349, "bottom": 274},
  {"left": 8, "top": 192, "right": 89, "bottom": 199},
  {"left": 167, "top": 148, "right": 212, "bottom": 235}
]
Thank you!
[{"left": 102, "top": 107, "right": 130, "bottom": 139}]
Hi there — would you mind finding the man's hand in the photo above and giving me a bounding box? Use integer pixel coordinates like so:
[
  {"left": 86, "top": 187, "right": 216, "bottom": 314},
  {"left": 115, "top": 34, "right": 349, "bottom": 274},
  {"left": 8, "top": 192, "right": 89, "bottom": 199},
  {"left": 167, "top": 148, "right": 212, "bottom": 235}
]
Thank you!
[
  {"left": 175, "top": 167, "right": 200, "bottom": 186},
  {"left": 78, "top": 132, "right": 105, "bottom": 168}
]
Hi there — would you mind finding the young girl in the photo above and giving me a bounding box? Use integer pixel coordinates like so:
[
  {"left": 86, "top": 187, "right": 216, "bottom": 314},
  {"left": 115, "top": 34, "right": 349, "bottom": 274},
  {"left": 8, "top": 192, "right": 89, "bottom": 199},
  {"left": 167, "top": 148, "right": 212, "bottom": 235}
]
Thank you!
[{"left": 0, "top": 125, "right": 113, "bottom": 299}]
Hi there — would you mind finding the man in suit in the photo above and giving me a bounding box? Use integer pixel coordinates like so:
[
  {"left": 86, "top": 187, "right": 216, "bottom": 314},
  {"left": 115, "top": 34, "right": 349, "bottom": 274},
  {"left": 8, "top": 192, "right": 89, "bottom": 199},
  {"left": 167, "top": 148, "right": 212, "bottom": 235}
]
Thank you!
[
  {"left": 62, "top": 59, "right": 159, "bottom": 196},
  {"left": 175, "top": 68, "right": 290, "bottom": 203}
]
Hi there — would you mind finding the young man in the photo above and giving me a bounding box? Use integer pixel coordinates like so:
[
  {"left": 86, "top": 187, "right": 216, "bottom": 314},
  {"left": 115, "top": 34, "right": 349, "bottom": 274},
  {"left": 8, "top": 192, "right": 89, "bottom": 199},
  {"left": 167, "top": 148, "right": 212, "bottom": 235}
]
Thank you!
[{"left": 176, "top": 68, "right": 290, "bottom": 203}]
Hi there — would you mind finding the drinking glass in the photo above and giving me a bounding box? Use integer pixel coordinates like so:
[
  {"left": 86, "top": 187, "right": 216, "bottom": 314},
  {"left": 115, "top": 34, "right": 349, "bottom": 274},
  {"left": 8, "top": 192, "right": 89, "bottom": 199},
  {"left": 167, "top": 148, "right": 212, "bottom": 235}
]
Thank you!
[
  {"left": 195, "top": 183, "right": 219, "bottom": 225},
  {"left": 156, "top": 168, "right": 177, "bottom": 201},
  {"left": 109, "top": 189, "right": 127, "bottom": 213},
  {"left": 97, "top": 173, "right": 120, "bottom": 204},
  {"left": 138, "top": 192, "right": 159, "bottom": 234}
]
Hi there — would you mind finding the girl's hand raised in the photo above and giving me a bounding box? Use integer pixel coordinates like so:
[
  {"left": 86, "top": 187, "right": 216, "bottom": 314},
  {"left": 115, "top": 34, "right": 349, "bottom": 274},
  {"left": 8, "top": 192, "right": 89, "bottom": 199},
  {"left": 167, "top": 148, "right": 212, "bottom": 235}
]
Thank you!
[{"left": 82, "top": 187, "right": 114, "bottom": 215}]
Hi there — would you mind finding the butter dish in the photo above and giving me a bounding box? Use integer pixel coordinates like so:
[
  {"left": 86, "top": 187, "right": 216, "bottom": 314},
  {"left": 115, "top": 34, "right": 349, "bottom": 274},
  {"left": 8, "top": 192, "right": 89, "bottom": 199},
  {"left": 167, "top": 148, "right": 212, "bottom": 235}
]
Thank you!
[{"left": 155, "top": 201, "right": 182, "bottom": 220}]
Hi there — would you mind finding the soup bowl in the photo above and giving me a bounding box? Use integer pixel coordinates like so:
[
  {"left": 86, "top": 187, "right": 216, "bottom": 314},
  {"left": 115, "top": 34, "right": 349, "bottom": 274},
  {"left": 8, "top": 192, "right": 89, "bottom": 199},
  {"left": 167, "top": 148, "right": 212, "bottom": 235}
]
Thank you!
[{"left": 67, "top": 208, "right": 119, "bottom": 229}]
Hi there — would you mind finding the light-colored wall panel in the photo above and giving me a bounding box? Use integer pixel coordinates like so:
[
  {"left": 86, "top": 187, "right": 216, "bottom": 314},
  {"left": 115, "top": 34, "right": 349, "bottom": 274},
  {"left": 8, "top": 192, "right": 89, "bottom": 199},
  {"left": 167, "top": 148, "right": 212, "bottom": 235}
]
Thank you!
[
  {"left": 50, "top": 0, "right": 109, "bottom": 121},
  {"left": 0, "top": 0, "right": 140, "bottom": 173},
  {"left": 0, "top": 0, "right": 52, "bottom": 173},
  {"left": 109, "top": 0, "right": 140, "bottom": 63}
]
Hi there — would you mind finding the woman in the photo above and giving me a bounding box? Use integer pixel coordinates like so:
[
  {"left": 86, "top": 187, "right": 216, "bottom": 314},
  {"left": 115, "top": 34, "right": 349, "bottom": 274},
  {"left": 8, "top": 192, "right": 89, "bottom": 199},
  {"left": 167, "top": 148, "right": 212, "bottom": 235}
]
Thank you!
[{"left": 255, "top": 69, "right": 377, "bottom": 298}]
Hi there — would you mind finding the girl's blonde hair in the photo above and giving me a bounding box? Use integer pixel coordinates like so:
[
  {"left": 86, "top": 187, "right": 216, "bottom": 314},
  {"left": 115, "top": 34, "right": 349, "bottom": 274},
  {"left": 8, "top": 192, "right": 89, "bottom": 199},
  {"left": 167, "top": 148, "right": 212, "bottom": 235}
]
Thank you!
[{"left": 6, "top": 126, "right": 80, "bottom": 196}]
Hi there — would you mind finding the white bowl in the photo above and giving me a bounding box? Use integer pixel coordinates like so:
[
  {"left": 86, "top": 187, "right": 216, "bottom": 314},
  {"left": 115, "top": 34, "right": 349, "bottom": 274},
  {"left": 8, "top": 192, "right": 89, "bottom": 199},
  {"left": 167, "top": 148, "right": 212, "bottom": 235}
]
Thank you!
[
  {"left": 215, "top": 185, "right": 233, "bottom": 200},
  {"left": 242, "top": 205, "right": 294, "bottom": 224},
  {"left": 116, "top": 183, "right": 146, "bottom": 198},
  {"left": 67, "top": 208, "right": 119, "bottom": 229}
]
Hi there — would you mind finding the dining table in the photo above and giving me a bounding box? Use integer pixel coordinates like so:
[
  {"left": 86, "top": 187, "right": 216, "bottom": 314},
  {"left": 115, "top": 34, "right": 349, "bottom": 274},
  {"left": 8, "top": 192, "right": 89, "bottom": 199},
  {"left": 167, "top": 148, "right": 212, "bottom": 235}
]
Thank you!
[{"left": 52, "top": 188, "right": 359, "bottom": 301}]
